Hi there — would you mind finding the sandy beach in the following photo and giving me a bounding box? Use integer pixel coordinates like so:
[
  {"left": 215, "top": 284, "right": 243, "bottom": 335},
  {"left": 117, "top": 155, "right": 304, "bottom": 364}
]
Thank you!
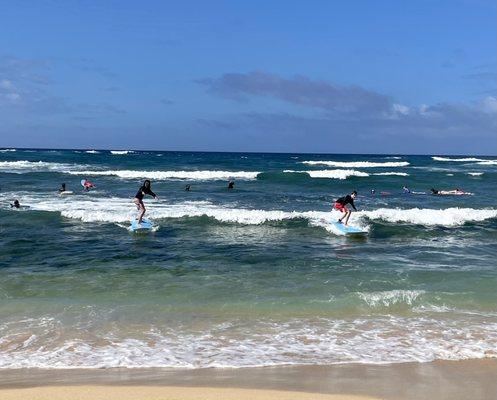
[
  {"left": 0, "top": 360, "right": 496, "bottom": 400},
  {"left": 0, "top": 386, "right": 376, "bottom": 400}
]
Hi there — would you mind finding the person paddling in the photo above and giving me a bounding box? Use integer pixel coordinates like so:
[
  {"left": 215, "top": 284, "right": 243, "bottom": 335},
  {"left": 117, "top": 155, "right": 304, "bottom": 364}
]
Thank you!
[
  {"left": 134, "top": 180, "right": 158, "bottom": 224},
  {"left": 82, "top": 178, "right": 96, "bottom": 191},
  {"left": 333, "top": 190, "right": 357, "bottom": 226}
]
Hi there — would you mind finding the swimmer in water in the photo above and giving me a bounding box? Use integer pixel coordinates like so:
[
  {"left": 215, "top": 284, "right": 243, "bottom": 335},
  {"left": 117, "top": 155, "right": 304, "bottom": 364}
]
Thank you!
[
  {"left": 134, "top": 180, "right": 158, "bottom": 224},
  {"left": 58, "top": 183, "right": 67, "bottom": 193},
  {"left": 82, "top": 179, "right": 96, "bottom": 191},
  {"left": 185, "top": 184, "right": 191, "bottom": 192},
  {"left": 10, "top": 199, "right": 20, "bottom": 209},
  {"left": 228, "top": 180, "right": 235, "bottom": 189},
  {"left": 333, "top": 191, "right": 358, "bottom": 226}
]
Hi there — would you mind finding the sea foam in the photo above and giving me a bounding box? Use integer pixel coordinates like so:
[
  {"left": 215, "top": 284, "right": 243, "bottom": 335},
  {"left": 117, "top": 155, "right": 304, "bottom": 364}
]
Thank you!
[{"left": 301, "top": 160, "right": 410, "bottom": 168}]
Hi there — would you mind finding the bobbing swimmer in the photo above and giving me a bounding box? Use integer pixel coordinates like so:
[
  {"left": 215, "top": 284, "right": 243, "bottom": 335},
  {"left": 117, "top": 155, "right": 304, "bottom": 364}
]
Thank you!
[
  {"left": 82, "top": 178, "right": 96, "bottom": 191},
  {"left": 10, "top": 199, "right": 20, "bottom": 208},
  {"left": 134, "top": 180, "right": 158, "bottom": 224}
]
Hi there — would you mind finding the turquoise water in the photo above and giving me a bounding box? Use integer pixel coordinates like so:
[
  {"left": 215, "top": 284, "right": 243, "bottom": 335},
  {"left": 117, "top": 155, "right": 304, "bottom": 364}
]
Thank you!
[{"left": 0, "top": 149, "right": 496, "bottom": 368}]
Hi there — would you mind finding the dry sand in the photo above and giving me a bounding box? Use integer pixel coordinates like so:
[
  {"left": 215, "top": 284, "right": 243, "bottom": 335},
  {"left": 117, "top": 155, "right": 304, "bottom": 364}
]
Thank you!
[{"left": 0, "top": 386, "right": 377, "bottom": 400}]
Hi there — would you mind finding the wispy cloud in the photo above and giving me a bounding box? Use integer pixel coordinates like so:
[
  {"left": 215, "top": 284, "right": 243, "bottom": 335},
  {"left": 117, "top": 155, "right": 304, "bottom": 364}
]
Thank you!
[
  {"left": 0, "top": 55, "right": 125, "bottom": 117},
  {"left": 196, "top": 71, "right": 496, "bottom": 153},
  {"left": 197, "top": 71, "right": 393, "bottom": 118}
]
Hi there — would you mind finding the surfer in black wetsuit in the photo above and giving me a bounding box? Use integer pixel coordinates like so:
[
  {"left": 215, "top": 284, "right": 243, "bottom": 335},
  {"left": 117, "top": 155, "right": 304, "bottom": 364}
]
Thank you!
[
  {"left": 333, "top": 191, "right": 357, "bottom": 226},
  {"left": 10, "top": 199, "right": 20, "bottom": 209},
  {"left": 134, "top": 180, "right": 158, "bottom": 224},
  {"left": 228, "top": 180, "right": 235, "bottom": 189}
]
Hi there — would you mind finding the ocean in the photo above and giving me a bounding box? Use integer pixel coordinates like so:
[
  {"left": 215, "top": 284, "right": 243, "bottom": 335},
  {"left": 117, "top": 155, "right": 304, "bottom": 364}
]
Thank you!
[{"left": 0, "top": 148, "right": 496, "bottom": 369}]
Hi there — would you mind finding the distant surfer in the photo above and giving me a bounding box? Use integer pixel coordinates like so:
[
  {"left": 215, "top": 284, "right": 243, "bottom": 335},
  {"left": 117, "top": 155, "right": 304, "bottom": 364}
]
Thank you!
[
  {"left": 58, "top": 183, "right": 67, "bottom": 193},
  {"left": 81, "top": 178, "right": 96, "bottom": 191},
  {"left": 134, "top": 179, "right": 158, "bottom": 224},
  {"left": 185, "top": 184, "right": 191, "bottom": 192},
  {"left": 403, "top": 185, "right": 411, "bottom": 194},
  {"left": 430, "top": 188, "right": 468, "bottom": 195},
  {"left": 228, "top": 180, "right": 235, "bottom": 189},
  {"left": 334, "top": 190, "right": 357, "bottom": 226},
  {"left": 10, "top": 199, "right": 20, "bottom": 209},
  {"left": 371, "top": 189, "right": 376, "bottom": 195}
]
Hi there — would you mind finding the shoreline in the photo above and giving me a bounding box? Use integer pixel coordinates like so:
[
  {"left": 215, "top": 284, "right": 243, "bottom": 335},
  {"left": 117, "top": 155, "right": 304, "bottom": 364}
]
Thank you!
[{"left": 0, "top": 359, "right": 496, "bottom": 399}]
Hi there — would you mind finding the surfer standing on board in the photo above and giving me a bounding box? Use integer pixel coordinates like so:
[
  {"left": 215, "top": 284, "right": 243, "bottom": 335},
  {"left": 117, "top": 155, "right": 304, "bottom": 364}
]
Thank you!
[
  {"left": 134, "top": 180, "right": 158, "bottom": 224},
  {"left": 334, "top": 191, "right": 357, "bottom": 226}
]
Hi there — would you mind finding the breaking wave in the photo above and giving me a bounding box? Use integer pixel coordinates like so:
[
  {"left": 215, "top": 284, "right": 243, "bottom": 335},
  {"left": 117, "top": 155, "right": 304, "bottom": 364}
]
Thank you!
[
  {"left": 14, "top": 195, "right": 497, "bottom": 229},
  {"left": 68, "top": 169, "right": 260, "bottom": 180},
  {"left": 301, "top": 161, "right": 410, "bottom": 168},
  {"left": 283, "top": 169, "right": 369, "bottom": 179},
  {"left": 432, "top": 156, "right": 493, "bottom": 162}
]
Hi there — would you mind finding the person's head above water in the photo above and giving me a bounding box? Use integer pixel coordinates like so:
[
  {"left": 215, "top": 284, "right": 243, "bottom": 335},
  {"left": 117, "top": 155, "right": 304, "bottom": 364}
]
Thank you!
[
  {"left": 430, "top": 188, "right": 438, "bottom": 194},
  {"left": 143, "top": 179, "right": 151, "bottom": 188},
  {"left": 12, "top": 199, "right": 20, "bottom": 208},
  {"left": 351, "top": 190, "right": 357, "bottom": 199}
]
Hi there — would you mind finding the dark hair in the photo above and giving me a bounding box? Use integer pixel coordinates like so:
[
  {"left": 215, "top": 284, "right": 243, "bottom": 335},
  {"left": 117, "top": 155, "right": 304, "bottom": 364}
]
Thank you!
[
  {"left": 144, "top": 179, "right": 151, "bottom": 186},
  {"left": 352, "top": 190, "right": 357, "bottom": 195}
]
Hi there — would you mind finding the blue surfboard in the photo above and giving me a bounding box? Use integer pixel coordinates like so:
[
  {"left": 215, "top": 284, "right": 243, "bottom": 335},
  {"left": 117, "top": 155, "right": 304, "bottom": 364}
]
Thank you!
[
  {"left": 130, "top": 219, "right": 154, "bottom": 232},
  {"left": 332, "top": 221, "right": 367, "bottom": 235}
]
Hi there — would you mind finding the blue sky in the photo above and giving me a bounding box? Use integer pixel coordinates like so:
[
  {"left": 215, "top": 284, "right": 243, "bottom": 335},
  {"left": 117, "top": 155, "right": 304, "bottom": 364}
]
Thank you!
[{"left": 0, "top": 0, "right": 495, "bottom": 154}]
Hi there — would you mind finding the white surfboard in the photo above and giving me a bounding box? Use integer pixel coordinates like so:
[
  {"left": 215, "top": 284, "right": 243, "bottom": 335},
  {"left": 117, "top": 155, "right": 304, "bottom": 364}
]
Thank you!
[{"left": 59, "top": 190, "right": 74, "bottom": 196}]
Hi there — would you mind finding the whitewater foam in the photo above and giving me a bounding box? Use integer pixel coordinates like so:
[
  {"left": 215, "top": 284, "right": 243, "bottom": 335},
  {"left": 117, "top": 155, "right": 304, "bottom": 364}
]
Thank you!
[
  {"left": 358, "top": 290, "right": 424, "bottom": 308},
  {"left": 16, "top": 194, "right": 497, "bottom": 229},
  {"left": 0, "top": 161, "right": 260, "bottom": 180},
  {"left": 0, "top": 160, "right": 83, "bottom": 174},
  {"left": 301, "top": 161, "right": 410, "bottom": 168},
  {"left": 477, "top": 160, "right": 497, "bottom": 166},
  {"left": 67, "top": 169, "right": 261, "bottom": 180},
  {"left": 362, "top": 207, "right": 497, "bottom": 226},
  {"left": 372, "top": 172, "right": 409, "bottom": 176},
  {"left": 0, "top": 315, "right": 495, "bottom": 368},
  {"left": 432, "top": 156, "right": 492, "bottom": 162},
  {"left": 283, "top": 169, "right": 369, "bottom": 179},
  {"left": 110, "top": 150, "right": 134, "bottom": 155}
]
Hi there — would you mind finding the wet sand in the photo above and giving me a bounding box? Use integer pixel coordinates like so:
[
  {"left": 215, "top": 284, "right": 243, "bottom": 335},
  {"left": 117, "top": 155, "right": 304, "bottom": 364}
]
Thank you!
[{"left": 0, "top": 359, "right": 496, "bottom": 399}]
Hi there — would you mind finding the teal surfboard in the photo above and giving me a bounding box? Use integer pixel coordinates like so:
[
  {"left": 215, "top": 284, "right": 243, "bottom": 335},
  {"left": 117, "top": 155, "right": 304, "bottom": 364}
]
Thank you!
[
  {"left": 130, "top": 219, "right": 154, "bottom": 232},
  {"left": 332, "top": 221, "right": 367, "bottom": 235}
]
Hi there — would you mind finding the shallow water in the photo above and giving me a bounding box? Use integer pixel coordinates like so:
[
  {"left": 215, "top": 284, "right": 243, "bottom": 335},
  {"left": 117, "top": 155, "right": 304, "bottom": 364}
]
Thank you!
[{"left": 0, "top": 149, "right": 496, "bottom": 368}]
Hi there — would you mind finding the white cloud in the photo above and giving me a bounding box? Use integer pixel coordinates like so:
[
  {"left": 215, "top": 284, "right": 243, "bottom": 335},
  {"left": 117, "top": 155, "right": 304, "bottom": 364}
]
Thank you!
[{"left": 479, "top": 96, "right": 497, "bottom": 114}]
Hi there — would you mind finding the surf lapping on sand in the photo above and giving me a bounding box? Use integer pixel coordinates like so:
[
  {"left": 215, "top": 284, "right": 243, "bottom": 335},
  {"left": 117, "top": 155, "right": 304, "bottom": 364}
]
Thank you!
[{"left": 0, "top": 314, "right": 496, "bottom": 368}]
